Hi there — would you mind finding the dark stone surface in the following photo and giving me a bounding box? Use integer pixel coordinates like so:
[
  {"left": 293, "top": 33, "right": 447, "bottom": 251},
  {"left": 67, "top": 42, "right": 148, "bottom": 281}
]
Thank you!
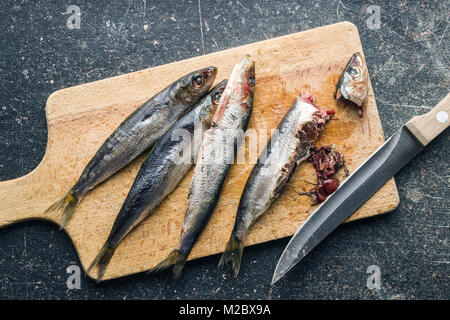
[{"left": 0, "top": 0, "right": 448, "bottom": 300}]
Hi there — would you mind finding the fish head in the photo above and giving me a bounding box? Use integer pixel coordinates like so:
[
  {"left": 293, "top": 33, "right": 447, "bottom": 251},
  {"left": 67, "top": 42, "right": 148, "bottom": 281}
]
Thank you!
[
  {"left": 200, "top": 79, "right": 228, "bottom": 125},
  {"left": 179, "top": 66, "right": 218, "bottom": 106},
  {"left": 335, "top": 52, "right": 369, "bottom": 107},
  {"left": 212, "top": 56, "right": 256, "bottom": 126}
]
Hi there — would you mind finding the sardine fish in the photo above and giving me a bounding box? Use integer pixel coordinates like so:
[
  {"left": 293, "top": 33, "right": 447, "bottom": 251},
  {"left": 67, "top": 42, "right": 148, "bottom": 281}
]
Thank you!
[
  {"left": 151, "top": 56, "right": 256, "bottom": 279},
  {"left": 219, "top": 92, "right": 334, "bottom": 277},
  {"left": 335, "top": 52, "right": 369, "bottom": 116},
  {"left": 87, "top": 80, "right": 227, "bottom": 281},
  {"left": 45, "top": 67, "right": 217, "bottom": 228}
]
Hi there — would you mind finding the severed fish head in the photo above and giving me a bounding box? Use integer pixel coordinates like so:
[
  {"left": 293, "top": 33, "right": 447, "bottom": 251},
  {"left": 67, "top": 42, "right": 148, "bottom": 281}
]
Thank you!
[
  {"left": 335, "top": 52, "right": 369, "bottom": 116},
  {"left": 179, "top": 66, "right": 218, "bottom": 106},
  {"left": 200, "top": 79, "right": 228, "bottom": 125},
  {"left": 212, "top": 55, "right": 255, "bottom": 126}
]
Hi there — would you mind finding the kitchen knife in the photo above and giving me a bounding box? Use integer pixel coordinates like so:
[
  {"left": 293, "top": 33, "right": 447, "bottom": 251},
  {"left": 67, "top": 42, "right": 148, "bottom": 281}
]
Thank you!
[{"left": 272, "top": 93, "right": 450, "bottom": 285}]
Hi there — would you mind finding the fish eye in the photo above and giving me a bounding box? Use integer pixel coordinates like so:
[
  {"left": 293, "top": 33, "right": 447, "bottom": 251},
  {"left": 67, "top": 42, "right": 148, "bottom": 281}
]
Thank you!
[
  {"left": 349, "top": 67, "right": 359, "bottom": 76},
  {"left": 193, "top": 75, "right": 205, "bottom": 88},
  {"left": 212, "top": 92, "right": 221, "bottom": 104},
  {"left": 247, "top": 76, "right": 255, "bottom": 87}
]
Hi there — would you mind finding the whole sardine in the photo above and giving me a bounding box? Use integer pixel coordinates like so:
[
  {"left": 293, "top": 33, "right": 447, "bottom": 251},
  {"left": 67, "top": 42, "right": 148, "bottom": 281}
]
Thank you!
[
  {"left": 45, "top": 67, "right": 217, "bottom": 228},
  {"left": 219, "top": 92, "right": 334, "bottom": 277},
  {"left": 335, "top": 52, "right": 368, "bottom": 116},
  {"left": 87, "top": 80, "right": 227, "bottom": 282},
  {"left": 152, "top": 56, "right": 256, "bottom": 279}
]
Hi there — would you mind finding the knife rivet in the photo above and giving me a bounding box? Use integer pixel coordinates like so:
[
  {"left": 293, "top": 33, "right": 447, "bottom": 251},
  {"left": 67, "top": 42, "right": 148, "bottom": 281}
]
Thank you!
[{"left": 436, "top": 111, "right": 448, "bottom": 123}]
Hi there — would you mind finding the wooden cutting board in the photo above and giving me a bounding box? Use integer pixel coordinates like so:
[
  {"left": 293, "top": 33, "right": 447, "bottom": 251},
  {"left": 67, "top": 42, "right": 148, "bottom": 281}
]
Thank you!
[{"left": 0, "top": 22, "right": 399, "bottom": 281}]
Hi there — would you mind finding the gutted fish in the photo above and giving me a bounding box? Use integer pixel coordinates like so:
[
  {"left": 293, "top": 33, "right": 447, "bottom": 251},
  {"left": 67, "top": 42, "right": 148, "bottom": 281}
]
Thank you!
[
  {"left": 219, "top": 92, "right": 334, "bottom": 277},
  {"left": 87, "top": 80, "right": 227, "bottom": 282},
  {"left": 335, "top": 52, "right": 369, "bottom": 116},
  {"left": 45, "top": 67, "right": 217, "bottom": 228},
  {"left": 151, "top": 56, "right": 256, "bottom": 280}
]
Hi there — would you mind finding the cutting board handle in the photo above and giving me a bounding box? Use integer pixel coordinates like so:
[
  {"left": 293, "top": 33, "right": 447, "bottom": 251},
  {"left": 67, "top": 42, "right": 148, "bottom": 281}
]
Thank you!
[
  {"left": 405, "top": 93, "right": 450, "bottom": 146},
  {"left": 0, "top": 164, "right": 54, "bottom": 228}
]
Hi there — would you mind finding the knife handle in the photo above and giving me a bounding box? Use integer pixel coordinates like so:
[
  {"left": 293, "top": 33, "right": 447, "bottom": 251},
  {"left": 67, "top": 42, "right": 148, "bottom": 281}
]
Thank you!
[{"left": 405, "top": 93, "right": 450, "bottom": 146}]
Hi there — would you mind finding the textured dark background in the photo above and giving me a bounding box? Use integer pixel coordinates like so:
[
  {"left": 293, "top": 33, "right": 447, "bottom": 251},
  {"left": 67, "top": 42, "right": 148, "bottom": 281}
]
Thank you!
[{"left": 0, "top": 0, "right": 448, "bottom": 300}]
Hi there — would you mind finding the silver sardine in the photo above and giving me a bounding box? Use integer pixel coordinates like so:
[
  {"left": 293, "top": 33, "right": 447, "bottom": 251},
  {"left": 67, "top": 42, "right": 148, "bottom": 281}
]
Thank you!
[
  {"left": 45, "top": 67, "right": 217, "bottom": 228},
  {"left": 152, "top": 56, "right": 256, "bottom": 279},
  {"left": 219, "top": 92, "right": 334, "bottom": 277}
]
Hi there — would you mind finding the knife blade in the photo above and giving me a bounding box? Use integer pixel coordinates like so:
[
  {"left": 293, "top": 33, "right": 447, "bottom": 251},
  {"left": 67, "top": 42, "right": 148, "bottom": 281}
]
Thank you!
[{"left": 272, "top": 93, "right": 450, "bottom": 285}]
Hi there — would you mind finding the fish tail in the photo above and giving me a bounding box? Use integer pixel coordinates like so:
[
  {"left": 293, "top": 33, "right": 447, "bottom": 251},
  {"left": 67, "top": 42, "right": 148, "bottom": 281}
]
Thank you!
[
  {"left": 44, "top": 190, "right": 79, "bottom": 230},
  {"left": 218, "top": 235, "right": 244, "bottom": 277},
  {"left": 150, "top": 250, "right": 187, "bottom": 280},
  {"left": 87, "top": 243, "right": 115, "bottom": 283}
]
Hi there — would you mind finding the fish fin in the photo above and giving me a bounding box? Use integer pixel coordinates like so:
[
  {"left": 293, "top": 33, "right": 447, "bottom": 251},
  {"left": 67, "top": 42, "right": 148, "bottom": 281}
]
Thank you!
[
  {"left": 87, "top": 243, "right": 115, "bottom": 283},
  {"left": 218, "top": 235, "right": 244, "bottom": 278},
  {"left": 150, "top": 250, "right": 187, "bottom": 280},
  {"left": 44, "top": 190, "right": 79, "bottom": 230}
]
